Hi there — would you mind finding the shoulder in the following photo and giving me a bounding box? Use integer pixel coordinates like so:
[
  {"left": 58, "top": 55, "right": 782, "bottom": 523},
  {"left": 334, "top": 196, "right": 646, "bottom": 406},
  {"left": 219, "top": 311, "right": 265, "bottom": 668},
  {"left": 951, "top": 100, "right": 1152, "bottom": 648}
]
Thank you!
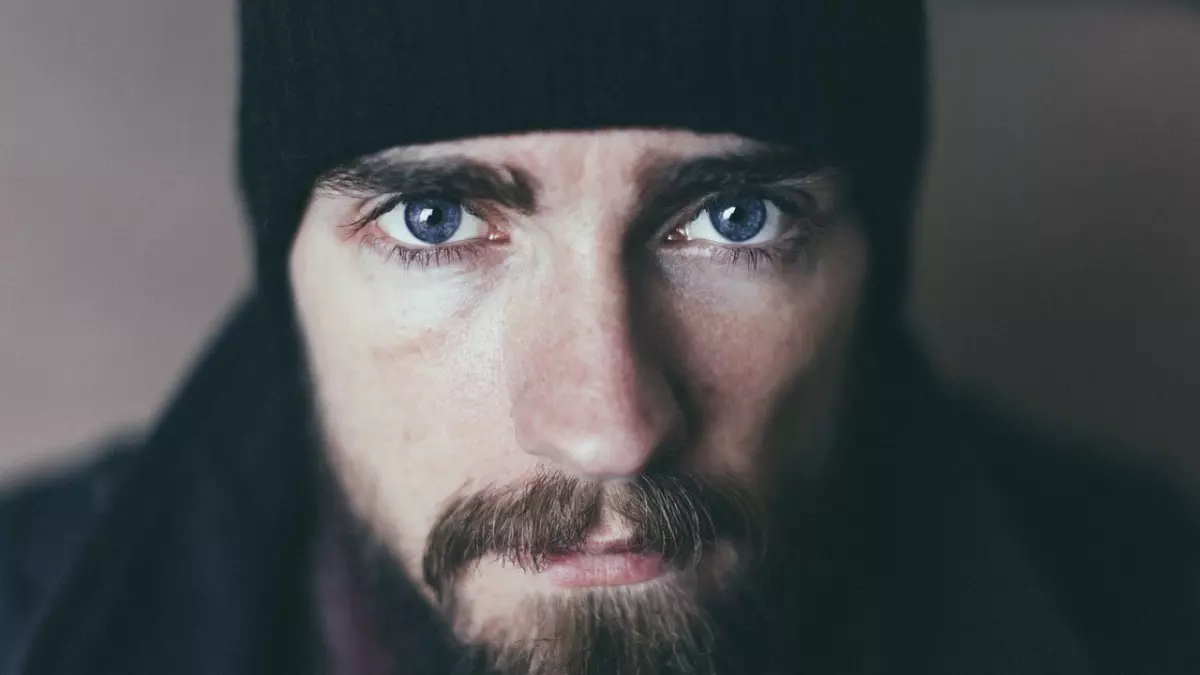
[
  {"left": 954, "top": 393, "right": 1200, "bottom": 673},
  {"left": 0, "top": 440, "right": 139, "bottom": 667}
]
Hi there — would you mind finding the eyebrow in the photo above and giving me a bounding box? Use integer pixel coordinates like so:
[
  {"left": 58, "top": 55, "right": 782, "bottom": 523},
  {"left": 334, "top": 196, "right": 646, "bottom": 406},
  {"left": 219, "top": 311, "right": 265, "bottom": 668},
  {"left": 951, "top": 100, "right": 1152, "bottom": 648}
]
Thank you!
[
  {"left": 315, "top": 144, "right": 832, "bottom": 224},
  {"left": 315, "top": 155, "right": 539, "bottom": 213},
  {"left": 638, "top": 146, "right": 830, "bottom": 208},
  {"left": 630, "top": 145, "right": 836, "bottom": 235}
]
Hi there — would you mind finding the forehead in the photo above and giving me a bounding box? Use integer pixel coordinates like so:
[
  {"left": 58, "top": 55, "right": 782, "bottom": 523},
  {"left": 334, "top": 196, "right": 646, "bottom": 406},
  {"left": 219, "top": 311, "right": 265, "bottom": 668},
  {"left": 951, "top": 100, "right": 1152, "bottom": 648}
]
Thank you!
[{"left": 361, "top": 129, "right": 764, "bottom": 170}]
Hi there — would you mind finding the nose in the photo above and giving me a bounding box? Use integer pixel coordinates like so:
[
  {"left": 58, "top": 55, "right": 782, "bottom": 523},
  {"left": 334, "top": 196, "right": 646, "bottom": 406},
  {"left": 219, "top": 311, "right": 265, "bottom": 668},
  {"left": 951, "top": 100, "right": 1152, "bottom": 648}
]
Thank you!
[{"left": 507, "top": 260, "right": 685, "bottom": 481}]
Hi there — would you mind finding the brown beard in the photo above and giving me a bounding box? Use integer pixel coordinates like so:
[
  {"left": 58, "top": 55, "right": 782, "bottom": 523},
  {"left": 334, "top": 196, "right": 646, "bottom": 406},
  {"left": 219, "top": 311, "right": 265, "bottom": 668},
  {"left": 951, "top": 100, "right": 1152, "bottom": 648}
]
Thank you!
[
  {"left": 427, "top": 470, "right": 770, "bottom": 675},
  {"left": 449, "top": 582, "right": 760, "bottom": 675},
  {"left": 319, "top": 464, "right": 801, "bottom": 675}
]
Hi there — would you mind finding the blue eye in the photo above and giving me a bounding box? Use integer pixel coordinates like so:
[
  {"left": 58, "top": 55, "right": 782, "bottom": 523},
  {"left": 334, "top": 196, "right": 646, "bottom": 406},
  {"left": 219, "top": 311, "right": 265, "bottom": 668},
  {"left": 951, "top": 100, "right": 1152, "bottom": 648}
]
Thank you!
[
  {"left": 404, "top": 197, "right": 463, "bottom": 244},
  {"left": 705, "top": 196, "right": 768, "bottom": 243}
]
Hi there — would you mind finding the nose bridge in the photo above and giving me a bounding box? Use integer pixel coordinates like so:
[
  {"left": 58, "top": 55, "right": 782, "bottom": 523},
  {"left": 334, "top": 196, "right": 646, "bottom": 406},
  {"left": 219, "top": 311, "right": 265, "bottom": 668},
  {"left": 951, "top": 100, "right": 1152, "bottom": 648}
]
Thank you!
[{"left": 507, "top": 253, "right": 682, "bottom": 480}]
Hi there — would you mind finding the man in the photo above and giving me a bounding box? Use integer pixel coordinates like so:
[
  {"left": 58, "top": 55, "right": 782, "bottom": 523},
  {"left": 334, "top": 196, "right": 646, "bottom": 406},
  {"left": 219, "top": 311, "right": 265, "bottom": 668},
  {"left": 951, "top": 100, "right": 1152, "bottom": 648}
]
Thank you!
[{"left": 2, "top": 1, "right": 1198, "bottom": 674}]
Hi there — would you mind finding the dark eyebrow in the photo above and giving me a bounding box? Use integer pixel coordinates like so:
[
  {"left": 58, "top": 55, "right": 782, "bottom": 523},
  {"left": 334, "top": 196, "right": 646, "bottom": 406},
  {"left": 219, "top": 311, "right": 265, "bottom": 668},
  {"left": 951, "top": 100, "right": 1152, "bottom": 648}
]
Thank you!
[
  {"left": 315, "top": 155, "right": 539, "bottom": 213},
  {"left": 631, "top": 146, "right": 837, "bottom": 234},
  {"left": 638, "top": 145, "right": 831, "bottom": 205}
]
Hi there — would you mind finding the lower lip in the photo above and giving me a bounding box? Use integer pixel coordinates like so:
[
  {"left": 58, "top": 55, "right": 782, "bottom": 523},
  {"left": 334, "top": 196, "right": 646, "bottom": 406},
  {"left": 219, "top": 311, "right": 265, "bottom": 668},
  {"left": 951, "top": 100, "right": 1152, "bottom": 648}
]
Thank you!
[{"left": 541, "top": 552, "right": 668, "bottom": 588}]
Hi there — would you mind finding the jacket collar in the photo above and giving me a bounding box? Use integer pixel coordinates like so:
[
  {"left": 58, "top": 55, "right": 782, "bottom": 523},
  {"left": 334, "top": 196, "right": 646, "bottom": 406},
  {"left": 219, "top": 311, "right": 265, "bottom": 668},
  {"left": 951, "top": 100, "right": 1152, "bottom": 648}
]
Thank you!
[{"left": 17, "top": 295, "right": 319, "bottom": 675}]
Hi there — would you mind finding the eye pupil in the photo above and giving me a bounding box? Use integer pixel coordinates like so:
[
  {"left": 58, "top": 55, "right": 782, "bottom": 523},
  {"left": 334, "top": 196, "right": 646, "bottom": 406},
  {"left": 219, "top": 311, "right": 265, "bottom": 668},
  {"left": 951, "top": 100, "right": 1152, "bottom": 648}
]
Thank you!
[
  {"left": 404, "top": 197, "right": 462, "bottom": 244},
  {"left": 722, "top": 205, "right": 747, "bottom": 224},
  {"left": 420, "top": 208, "right": 443, "bottom": 226},
  {"left": 707, "top": 197, "right": 767, "bottom": 242}
]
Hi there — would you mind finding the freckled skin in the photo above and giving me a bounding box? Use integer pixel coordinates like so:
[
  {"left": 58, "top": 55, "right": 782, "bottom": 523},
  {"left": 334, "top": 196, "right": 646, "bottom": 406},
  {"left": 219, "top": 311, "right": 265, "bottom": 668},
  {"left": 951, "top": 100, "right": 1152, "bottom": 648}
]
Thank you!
[{"left": 289, "top": 129, "right": 868, "bottom": 631}]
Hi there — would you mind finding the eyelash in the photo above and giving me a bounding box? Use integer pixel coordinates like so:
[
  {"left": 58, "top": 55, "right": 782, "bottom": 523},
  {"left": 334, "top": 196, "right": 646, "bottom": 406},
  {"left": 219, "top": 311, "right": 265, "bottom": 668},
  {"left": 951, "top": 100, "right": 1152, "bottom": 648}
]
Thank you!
[
  {"left": 360, "top": 233, "right": 489, "bottom": 270},
  {"left": 682, "top": 189, "right": 823, "bottom": 271},
  {"left": 340, "top": 193, "right": 493, "bottom": 270},
  {"left": 343, "top": 188, "right": 823, "bottom": 272}
]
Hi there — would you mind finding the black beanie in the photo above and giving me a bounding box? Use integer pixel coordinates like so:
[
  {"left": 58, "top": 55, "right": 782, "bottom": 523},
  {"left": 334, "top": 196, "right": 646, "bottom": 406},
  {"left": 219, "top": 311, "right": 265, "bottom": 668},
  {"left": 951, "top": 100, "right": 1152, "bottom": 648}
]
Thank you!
[{"left": 238, "top": 0, "right": 927, "bottom": 320}]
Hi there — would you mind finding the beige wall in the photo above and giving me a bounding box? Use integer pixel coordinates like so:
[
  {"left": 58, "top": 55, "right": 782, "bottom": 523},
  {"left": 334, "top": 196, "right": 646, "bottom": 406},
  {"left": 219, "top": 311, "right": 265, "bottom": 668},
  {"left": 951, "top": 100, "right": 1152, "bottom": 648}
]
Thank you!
[
  {"left": 2, "top": 2, "right": 1198, "bottom": 485},
  {"left": 916, "top": 3, "right": 1200, "bottom": 479}
]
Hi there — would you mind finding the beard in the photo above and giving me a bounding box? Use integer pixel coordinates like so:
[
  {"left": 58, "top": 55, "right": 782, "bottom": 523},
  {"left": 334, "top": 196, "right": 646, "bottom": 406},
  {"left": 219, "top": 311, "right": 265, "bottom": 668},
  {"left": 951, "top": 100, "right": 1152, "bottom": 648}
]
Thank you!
[{"left": 318, "top": 463, "right": 805, "bottom": 675}]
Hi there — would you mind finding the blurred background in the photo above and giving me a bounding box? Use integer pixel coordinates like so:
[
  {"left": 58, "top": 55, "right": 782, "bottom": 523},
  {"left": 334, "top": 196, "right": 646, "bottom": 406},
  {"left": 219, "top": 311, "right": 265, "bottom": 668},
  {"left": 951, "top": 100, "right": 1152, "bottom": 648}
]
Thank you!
[{"left": 1, "top": 0, "right": 1197, "bottom": 487}]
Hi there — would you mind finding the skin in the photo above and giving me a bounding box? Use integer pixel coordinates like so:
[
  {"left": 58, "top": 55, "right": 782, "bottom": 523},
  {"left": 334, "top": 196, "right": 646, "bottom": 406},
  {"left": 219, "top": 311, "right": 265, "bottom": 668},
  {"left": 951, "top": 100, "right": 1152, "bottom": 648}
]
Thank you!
[{"left": 289, "top": 129, "right": 869, "bottom": 647}]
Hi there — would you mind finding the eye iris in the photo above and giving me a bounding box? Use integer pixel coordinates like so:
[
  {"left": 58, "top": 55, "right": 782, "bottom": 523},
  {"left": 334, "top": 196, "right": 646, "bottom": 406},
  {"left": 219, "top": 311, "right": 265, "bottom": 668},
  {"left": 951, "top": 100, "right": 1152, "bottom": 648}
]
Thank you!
[
  {"left": 706, "top": 197, "right": 767, "bottom": 243},
  {"left": 404, "top": 198, "right": 462, "bottom": 244}
]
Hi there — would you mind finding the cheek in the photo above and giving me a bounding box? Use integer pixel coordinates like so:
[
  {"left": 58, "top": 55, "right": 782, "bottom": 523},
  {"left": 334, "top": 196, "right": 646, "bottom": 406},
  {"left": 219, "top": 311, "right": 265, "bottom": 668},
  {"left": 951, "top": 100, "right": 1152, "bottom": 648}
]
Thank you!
[
  {"left": 651, "top": 228, "right": 867, "bottom": 481},
  {"left": 289, "top": 215, "right": 520, "bottom": 571}
]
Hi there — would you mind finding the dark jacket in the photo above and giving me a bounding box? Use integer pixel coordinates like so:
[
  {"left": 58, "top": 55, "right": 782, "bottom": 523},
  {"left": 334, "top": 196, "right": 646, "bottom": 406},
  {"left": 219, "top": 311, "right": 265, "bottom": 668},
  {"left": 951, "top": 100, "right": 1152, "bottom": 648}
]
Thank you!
[{"left": 2, "top": 299, "right": 1199, "bottom": 675}]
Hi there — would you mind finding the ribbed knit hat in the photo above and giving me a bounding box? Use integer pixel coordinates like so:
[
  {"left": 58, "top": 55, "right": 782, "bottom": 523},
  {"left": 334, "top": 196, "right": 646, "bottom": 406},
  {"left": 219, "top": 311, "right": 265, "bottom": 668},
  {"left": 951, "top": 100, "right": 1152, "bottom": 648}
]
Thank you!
[{"left": 238, "top": 0, "right": 927, "bottom": 319}]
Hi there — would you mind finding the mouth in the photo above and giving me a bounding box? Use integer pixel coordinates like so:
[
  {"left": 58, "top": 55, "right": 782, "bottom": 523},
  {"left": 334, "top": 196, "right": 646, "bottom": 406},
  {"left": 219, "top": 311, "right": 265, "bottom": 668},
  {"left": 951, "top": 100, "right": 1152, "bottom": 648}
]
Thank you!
[{"left": 539, "top": 539, "right": 669, "bottom": 588}]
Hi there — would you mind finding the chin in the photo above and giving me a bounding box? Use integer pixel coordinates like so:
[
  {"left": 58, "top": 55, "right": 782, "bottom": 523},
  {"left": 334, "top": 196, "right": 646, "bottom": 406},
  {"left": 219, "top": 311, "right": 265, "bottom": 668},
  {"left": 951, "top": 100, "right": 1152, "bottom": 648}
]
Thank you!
[{"left": 450, "top": 575, "right": 723, "bottom": 675}]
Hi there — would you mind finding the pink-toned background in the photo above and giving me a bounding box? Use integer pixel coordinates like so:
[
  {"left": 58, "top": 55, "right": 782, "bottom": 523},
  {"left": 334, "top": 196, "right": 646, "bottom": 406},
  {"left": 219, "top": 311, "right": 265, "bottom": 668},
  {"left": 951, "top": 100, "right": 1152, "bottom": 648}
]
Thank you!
[{"left": 2, "top": 1, "right": 1198, "bottom": 487}]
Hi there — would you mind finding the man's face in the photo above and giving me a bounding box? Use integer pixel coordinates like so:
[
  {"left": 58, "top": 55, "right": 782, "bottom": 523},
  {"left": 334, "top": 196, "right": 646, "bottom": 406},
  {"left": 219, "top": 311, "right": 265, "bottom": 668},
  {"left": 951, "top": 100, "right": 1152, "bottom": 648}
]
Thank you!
[{"left": 290, "top": 129, "right": 868, "bottom": 673}]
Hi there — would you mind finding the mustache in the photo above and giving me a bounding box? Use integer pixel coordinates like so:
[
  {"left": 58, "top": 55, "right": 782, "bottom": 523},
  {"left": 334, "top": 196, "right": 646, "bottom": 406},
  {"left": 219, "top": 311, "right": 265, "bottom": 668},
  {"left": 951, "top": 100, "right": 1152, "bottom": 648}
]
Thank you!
[{"left": 422, "top": 470, "right": 765, "bottom": 602}]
